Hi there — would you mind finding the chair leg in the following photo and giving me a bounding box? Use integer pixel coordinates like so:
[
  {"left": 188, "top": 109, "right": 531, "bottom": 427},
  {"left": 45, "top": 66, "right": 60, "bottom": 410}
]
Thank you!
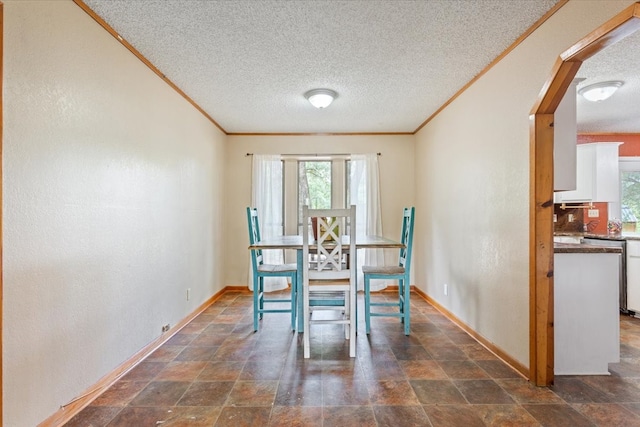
[
  {"left": 349, "top": 285, "right": 356, "bottom": 357},
  {"left": 303, "top": 279, "right": 310, "bottom": 358},
  {"left": 403, "top": 276, "right": 410, "bottom": 336},
  {"left": 297, "top": 250, "right": 304, "bottom": 333},
  {"left": 290, "top": 277, "right": 297, "bottom": 331},
  {"left": 253, "top": 273, "right": 260, "bottom": 332},
  {"left": 259, "top": 277, "right": 265, "bottom": 319},
  {"left": 398, "top": 278, "right": 404, "bottom": 324},
  {"left": 364, "top": 275, "right": 371, "bottom": 334},
  {"left": 344, "top": 290, "right": 350, "bottom": 340},
  {"left": 355, "top": 291, "right": 358, "bottom": 335}
]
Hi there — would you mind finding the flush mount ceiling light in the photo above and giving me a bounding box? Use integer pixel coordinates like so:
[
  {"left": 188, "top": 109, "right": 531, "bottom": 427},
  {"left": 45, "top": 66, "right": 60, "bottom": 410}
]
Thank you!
[
  {"left": 578, "top": 81, "right": 623, "bottom": 102},
  {"left": 305, "top": 88, "right": 337, "bottom": 109}
]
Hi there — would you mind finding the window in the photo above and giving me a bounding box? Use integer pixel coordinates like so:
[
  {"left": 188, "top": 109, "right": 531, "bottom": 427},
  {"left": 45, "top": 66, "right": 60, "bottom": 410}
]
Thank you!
[
  {"left": 621, "top": 158, "right": 640, "bottom": 230},
  {"left": 282, "top": 158, "right": 349, "bottom": 234},
  {"left": 298, "top": 161, "right": 332, "bottom": 218},
  {"left": 261, "top": 153, "right": 382, "bottom": 278}
]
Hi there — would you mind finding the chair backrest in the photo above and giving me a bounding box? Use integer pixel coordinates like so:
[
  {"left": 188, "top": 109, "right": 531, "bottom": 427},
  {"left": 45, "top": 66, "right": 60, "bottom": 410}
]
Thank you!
[
  {"left": 247, "top": 207, "right": 263, "bottom": 269},
  {"left": 399, "top": 207, "right": 416, "bottom": 271},
  {"left": 303, "top": 206, "right": 356, "bottom": 279}
]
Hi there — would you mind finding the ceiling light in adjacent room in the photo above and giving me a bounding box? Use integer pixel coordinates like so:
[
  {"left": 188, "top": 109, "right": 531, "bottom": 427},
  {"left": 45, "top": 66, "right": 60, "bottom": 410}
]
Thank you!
[
  {"left": 578, "top": 81, "right": 623, "bottom": 102},
  {"left": 305, "top": 89, "right": 337, "bottom": 109}
]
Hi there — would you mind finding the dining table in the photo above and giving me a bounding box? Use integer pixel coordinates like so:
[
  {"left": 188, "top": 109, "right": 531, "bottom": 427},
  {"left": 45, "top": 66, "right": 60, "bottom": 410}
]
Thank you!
[{"left": 248, "top": 234, "right": 404, "bottom": 332}]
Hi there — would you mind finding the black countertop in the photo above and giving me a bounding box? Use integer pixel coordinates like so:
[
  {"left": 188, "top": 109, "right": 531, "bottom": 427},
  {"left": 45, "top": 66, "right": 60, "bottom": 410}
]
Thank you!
[
  {"left": 554, "top": 242, "right": 623, "bottom": 254},
  {"left": 554, "top": 231, "right": 640, "bottom": 241}
]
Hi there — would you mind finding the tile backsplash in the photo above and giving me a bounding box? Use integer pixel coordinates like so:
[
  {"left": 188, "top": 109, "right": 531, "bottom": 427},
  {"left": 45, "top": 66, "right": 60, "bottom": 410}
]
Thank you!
[
  {"left": 554, "top": 205, "right": 584, "bottom": 233},
  {"left": 554, "top": 202, "right": 608, "bottom": 234}
]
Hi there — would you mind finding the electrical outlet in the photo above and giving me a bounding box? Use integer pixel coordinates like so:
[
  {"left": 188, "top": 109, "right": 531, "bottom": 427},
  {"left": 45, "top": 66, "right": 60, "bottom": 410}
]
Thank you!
[
  {"left": 568, "top": 214, "right": 574, "bottom": 222},
  {"left": 553, "top": 214, "right": 557, "bottom": 223},
  {"left": 444, "top": 283, "right": 448, "bottom": 296},
  {"left": 187, "top": 288, "right": 191, "bottom": 301},
  {"left": 588, "top": 209, "right": 599, "bottom": 218},
  {"left": 162, "top": 324, "right": 170, "bottom": 333}
]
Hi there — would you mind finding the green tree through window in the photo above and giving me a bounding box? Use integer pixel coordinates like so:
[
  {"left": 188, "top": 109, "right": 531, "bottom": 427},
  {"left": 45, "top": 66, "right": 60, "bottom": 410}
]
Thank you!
[
  {"left": 299, "top": 161, "right": 331, "bottom": 220},
  {"left": 622, "top": 171, "right": 640, "bottom": 223}
]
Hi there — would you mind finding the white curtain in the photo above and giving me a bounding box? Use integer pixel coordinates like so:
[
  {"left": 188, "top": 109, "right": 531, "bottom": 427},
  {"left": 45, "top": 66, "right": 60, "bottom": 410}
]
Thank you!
[
  {"left": 248, "top": 154, "right": 288, "bottom": 291},
  {"left": 350, "top": 153, "right": 386, "bottom": 290}
]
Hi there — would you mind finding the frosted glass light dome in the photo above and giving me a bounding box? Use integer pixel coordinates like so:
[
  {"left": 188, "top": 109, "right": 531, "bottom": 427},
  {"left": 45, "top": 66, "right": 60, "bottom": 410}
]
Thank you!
[
  {"left": 305, "top": 89, "right": 337, "bottom": 109},
  {"left": 578, "top": 81, "right": 623, "bottom": 102}
]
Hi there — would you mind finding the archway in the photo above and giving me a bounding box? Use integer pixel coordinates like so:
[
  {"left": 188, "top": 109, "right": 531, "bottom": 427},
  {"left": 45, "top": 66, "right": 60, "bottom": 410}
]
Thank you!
[{"left": 530, "top": 2, "right": 640, "bottom": 386}]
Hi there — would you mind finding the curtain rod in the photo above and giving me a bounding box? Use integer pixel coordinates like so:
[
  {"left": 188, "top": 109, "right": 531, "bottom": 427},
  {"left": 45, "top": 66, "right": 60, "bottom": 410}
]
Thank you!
[{"left": 245, "top": 152, "right": 381, "bottom": 157}]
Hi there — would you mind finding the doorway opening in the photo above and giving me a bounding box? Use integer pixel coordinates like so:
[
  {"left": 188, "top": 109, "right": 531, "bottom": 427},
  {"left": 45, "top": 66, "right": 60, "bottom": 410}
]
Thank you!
[{"left": 530, "top": 3, "right": 640, "bottom": 386}]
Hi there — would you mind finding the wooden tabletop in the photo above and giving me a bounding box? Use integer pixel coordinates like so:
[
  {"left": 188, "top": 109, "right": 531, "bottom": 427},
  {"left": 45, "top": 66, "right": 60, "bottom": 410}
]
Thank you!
[{"left": 249, "top": 235, "right": 403, "bottom": 250}]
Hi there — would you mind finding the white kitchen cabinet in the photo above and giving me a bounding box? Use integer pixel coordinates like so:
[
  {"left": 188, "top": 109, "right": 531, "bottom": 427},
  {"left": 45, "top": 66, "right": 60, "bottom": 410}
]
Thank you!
[
  {"left": 627, "top": 240, "right": 640, "bottom": 313},
  {"left": 554, "top": 79, "right": 580, "bottom": 191},
  {"left": 555, "top": 252, "right": 620, "bottom": 374},
  {"left": 554, "top": 142, "right": 622, "bottom": 203}
]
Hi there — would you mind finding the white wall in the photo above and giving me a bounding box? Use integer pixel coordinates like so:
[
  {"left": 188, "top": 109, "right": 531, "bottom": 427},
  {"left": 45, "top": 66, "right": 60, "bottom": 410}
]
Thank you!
[
  {"left": 414, "top": 0, "right": 635, "bottom": 369},
  {"left": 3, "top": 1, "right": 226, "bottom": 425},
  {"left": 224, "top": 135, "right": 415, "bottom": 286}
]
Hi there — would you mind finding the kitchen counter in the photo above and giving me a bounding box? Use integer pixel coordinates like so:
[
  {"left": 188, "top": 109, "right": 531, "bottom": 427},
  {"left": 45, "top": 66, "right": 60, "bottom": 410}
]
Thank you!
[
  {"left": 586, "top": 232, "right": 626, "bottom": 241},
  {"left": 555, "top": 231, "right": 640, "bottom": 241},
  {"left": 554, "top": 242, "right": 623, "bottom": 254},
  {"left": 554, "top": 249, "right": 620, "bottom": 374}
]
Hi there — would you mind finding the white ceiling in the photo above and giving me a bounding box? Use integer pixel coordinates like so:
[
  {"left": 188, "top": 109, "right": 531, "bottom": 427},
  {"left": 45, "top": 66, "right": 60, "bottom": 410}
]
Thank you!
[
  {"left": 576, "top": 30, "right": 640, "bottom": 134},
  {"left": 80, "top": 0, "right": 637, "bottom": 135}
]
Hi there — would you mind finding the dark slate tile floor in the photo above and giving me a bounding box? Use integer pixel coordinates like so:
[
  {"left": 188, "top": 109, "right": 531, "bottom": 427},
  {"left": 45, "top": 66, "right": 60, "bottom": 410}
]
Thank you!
[{"left": 65, "top": 291, "right": 640, "bottom": 426}]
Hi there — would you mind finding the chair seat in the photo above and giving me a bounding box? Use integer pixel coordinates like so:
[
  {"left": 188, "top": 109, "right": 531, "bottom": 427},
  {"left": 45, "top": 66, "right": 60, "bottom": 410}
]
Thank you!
[
  {"left": 309, "top": 279, "right": 350, "bottom": 285},
  {"left": 362, "top": 265, "right": 405, "bottom": 275},
  {"left": 308, "top": 279, "right": 350, "bottom": 290},
  {"left": 258, "top": 263, "right": 297, "bottom": 273}
]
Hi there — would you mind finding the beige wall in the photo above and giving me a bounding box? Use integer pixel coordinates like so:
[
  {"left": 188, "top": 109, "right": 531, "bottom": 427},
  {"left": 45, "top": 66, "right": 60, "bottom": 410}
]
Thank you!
[
  {"left": 414, "top": 0, "right": 635, "bottom": 368},
  {"left": 224, "top": 135, "right": 416, "bottom": 286},
  {"left": 5, "top": 0, "right": 638, "bottom": 424},
  {"left": 3, "top": 1, "right": 226, "bottom": 425}
]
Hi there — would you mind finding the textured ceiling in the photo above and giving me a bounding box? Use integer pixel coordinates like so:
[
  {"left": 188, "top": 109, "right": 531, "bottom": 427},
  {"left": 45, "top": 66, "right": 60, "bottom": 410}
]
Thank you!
[
  {"left": 576, "top": 30, "right": 640, "bottom": 134},
  {"left": 80, "top": 0, "right": 637, "bottom": 134}
]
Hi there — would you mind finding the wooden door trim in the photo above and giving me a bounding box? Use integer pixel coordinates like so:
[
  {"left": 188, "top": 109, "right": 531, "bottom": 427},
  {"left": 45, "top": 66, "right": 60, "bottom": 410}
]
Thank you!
[
  {"left": 529, "top": 2, "right": 640, "bottom": 386},
  {"left": 1, "top": 2, "right": 4, "bottom": 423}
]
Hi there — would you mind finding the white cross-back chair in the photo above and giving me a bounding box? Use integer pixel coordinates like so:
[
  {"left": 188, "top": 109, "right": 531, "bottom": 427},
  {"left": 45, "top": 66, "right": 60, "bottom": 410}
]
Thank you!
[{"left": 302, "top": 205, "right": 357, "bottom": 358}]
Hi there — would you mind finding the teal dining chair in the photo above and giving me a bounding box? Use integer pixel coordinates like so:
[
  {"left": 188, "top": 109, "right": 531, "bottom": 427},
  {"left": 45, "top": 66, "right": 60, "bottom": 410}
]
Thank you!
[
  {"left": 247, "top": 207, "right": 297, "bottom": 332},
  {"left": 363, "top": 207, "right": 415, "bottom": 335}
]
